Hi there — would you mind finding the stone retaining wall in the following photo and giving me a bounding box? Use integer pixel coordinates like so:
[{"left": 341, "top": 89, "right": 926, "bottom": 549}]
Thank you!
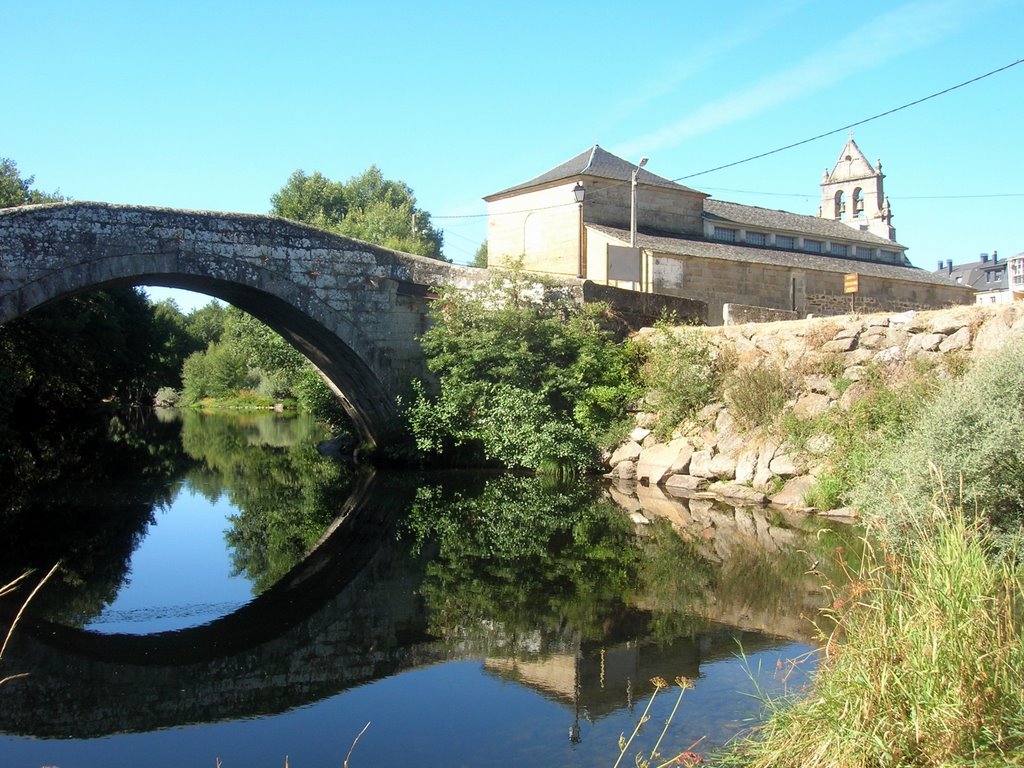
[{"left": 609, "top": 303, "right": 1024, "bottom": 512}]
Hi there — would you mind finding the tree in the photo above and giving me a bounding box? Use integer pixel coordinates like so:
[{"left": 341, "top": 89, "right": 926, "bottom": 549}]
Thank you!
[
  {"left": 0, "top": 157, "right": 61, "bottom": 207},
  {"left": 470, "top": 242, "right": 488, "bottom": 268},
  {"left": 270, "top": 164, "right": 446, "bottom": 261}
]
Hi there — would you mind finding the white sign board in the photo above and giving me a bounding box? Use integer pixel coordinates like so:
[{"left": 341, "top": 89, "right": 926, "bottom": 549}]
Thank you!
[{"left": 607, "top": 245, "right": 641, "bottom": 282}]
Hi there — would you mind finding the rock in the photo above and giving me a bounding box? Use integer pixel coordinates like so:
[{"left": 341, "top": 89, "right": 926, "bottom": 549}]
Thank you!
[
  {"left": 864, "top": 314, "right": 890, "bottom": 327},
  {"left": 688, "top": 449, "right": 716, "bottom": 478},
  {"left": 769, "top": 449, "right": 802, "bottom": 477},
  {"left": 839, "top": 380, "right": 871, "bottom": 409},
  {"left": 819, "top": 506, "right": 859, "bottom": 519},
  {"left": 889, "top": 309, "right": 917, "bottom": 328},
  {"left": 821, "top": 336, "right": 857, "bottom": 353},
  {"left": 906, "top": 332, "right": 944, "bottom": 355},
  {"left": 770, "top": 475, "right": 816, "bottom": 508},
  {"left": 636, "top": 437, "right": 693, "bottom": 485},
  {"left": 629, "top": 427, "right": 652, "bottom": 443},
  {"left": 928, "top": 311, "right": 970, "bottom": 335},
  {"left": 803, "top": 374, "right": 835, "bottom": 395},
  {"left": 734, "top": 447, "right": 759, "bottom": 485},
  {"left": 708, "top": 452, "right": 738, "bottom": 480},
  {"left": 874, "top": 345, "right": 903, "bottom": 364},
  {"left": 613, "top": 460, "right": 636, "bottom": 480},
  {"left": 806, "top": 433, "right": 836, "bottom": 455},
  {"left": 665, "top": 474, "right": 708, "bottom": 493},
  {"left": 792, "top": 392, "right": 832, "bottom": 419},
  {"left": 973, "top": 318, "right": 1013, "bottom": 357},
  {"left": 629, "top": 512, "right": 651, "bottom": 526},
  {"left": 608, "top": 441, "right": 642, "bottom": 468},
  {"left": 858, "top": 329, "right": 888, "bottom": 349},
  {"left": 843, "top": 364, "right": 868, "bottom": 381},
  {"left": 843, "top": 348, "right": 874, "bottom": 366},
  {"left": 938, "top": 325, "right": 971, "bottom": 352},
  {"left": 753, "top": 439, "right": 778, "bottom": 490},
  {"left": 709, "top": 482, "right": 767, "bottom": 505}
]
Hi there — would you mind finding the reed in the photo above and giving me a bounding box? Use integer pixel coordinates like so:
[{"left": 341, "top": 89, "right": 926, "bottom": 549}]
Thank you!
[{"left": 716, "top": 501, "right": 1024, "bottom": 767}]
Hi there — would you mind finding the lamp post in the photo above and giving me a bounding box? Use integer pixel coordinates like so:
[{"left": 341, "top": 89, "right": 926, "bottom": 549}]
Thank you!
[
  {"left": 573, "top": 182, "right": 586, "bottom": 278},
  {"left": 630, "top": 156, "right": 648, "bottom": 248}
]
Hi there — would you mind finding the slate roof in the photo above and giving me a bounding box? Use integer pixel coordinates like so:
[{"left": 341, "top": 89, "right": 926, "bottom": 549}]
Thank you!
[
  {"left": 704, "top": 198, "right": 905, "bottom": 250},
  {"left": 588, "top": 223, "right": 960, "bottom": 288},
  {"left": 932, "top": 257, "right": 1008, "bottom": 292},
  {"left": 485, "top": 145, "right": 702, "bottom": 200}
]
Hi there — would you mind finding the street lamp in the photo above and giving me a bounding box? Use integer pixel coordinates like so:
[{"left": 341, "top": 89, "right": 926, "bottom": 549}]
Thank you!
[
  {"left": 573, "top": 182, "right": 586, "bottom": 278},
  {"left": 630, "top": 156, "right": 648, "bottom": 248}
]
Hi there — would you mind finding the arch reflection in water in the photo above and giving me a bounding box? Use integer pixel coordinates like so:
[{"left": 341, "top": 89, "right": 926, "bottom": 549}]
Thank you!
[{"left": 0, "top": 413, "right": 847, "bottom": 764}]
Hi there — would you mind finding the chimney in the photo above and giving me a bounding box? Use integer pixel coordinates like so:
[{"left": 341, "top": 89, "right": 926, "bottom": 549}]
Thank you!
[
  {"left": 937, "top": 260, "right": 944, "bottom": 271},
  {"left": 981, "top": 253, "right": 989, "bottom": 263},
  {"left": 993, "top": 250, "right": 999, "bottom": 263},
  {"left": 946, "top": 259, "right": 953, "bottom": 272}
]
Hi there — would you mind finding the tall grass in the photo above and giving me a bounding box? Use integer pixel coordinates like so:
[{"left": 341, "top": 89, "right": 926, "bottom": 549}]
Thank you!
[{"left": 717, "top": 502, "right": 1024, "bottom": 767}]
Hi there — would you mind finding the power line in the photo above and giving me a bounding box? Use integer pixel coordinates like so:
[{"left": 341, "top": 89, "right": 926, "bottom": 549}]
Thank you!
[{"left": 675, "top": 58, "right": 1024, "bottom": 181}]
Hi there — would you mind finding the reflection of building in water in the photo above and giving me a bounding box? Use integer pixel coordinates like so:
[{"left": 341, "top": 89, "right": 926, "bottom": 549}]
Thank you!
[{"left": 483, "top": 627, "right": 780, "bottom": 720}]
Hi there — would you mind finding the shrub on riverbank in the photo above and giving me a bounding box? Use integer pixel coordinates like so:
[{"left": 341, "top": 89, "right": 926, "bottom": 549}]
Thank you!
[
  {"left": 853, "top": 338, "right": 1024, "bottom": 547},
  {"left": 406, "top": 267, "right": 640, "bottom": 474},
  {"left": 717, "top": 504, "right": 1024, "bottom": 768}
]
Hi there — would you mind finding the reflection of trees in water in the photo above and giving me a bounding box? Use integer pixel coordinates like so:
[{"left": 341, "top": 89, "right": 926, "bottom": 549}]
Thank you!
[
  {"left": 0, "top": 408, "right": 357, "bottom": 626},
  {"left": 0, "top": 409, "right": 192, "bottom": 626},
  {"left": 174, "top": 410, "right": 358, "bottom": 594},
  {"left": 404, "top": 475, "right": 857, "bottom": 653},
  {"left": 404, "top": 476, "right": 673, "bottom": 648}
]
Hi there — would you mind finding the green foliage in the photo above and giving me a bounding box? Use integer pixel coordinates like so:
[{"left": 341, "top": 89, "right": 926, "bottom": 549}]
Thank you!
[
  {"left": 637, "top": 323, "right": 720, "bottom": 438},
  {"left": 0, "top": 157, "right": 62, "bottom": 207},
  {"left": 854, "top": 340, "right": 1024, "bottom": 544},
  {"left": 176, "top": 410, "right": 355, "bottom": 594},
  {"left": 270, "top": 165, "right": 445, "bottom": 261},
  {"left": 781, "top": 362, "right": 937, "bottom": 511},
  {"left": 406, "top": 269, "right": 640, "bottom": 473},
  {"left": 470, "top": 242, "right": 488, "bottom": 268},
  {"left": 724, "top": 364, "right": 791, "bottom": 431},
  {"left": 718, "top": 506, "right": 1024, "bottom": 767},
  {"left": 403, "top": 476, "right": 642, "bottom": 640}
]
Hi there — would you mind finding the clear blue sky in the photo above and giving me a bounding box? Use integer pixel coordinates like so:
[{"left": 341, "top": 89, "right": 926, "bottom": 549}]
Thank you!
[{"left": 4, "top": 1, "right": 1021, "bottom": 311}]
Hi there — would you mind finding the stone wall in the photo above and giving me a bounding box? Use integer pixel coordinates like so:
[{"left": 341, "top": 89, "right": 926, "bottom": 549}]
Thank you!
[
  {"left": 609, "top": 303, "right": 1024, "bottom": 512},
  {"left": 723, "top": 302, "right": 798, "bottom": 325}
]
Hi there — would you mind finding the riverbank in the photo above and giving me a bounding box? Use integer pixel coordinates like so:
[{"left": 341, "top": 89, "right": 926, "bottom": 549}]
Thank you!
[{"left": 609, "top": 302, "right": 1024, "bottom": 515}]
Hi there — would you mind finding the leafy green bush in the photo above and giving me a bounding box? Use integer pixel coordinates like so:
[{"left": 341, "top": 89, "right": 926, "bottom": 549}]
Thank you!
[
  {"left": 405, "top": 267, "right": 640, "bottom": 473},
  {"left": 854, "top": 339, "right": 1024, "bottom": 543},
  {"left": 724, "top": 364, "right": 791, "bottom": 430},
  {"left": 638, "top": 323, "right": 720, "bottom": 438}
]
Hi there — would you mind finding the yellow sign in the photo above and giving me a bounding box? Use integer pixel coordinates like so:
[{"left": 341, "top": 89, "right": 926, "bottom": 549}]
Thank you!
[{"left": 843, "top": 273, "right": 859, "bottom": 294}]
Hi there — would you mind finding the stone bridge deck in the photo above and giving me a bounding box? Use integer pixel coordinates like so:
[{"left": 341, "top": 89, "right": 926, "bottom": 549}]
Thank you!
[{"left": 0, "top": 202, "right": 705, "bottom": 446}]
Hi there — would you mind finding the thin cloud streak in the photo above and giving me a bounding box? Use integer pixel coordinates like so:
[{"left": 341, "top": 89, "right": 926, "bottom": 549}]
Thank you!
[{"left": 615, "top": 0, "right": 993, "bottom": 158}]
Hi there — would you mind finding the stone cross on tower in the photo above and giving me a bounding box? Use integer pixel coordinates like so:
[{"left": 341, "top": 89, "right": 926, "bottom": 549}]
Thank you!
[{"left": 819, "top": 134, "right": 896, "bottom": 241}]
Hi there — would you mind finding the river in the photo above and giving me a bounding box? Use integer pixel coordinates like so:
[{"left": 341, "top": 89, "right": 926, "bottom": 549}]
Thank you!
[{"left": 0, "top": 408, "right": 854, "bottom": 767}]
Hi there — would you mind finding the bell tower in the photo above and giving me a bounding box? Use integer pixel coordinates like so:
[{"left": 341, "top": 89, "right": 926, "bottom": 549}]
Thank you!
[{"left": 819, "top": 133, "right": 895, "bottom": 241}]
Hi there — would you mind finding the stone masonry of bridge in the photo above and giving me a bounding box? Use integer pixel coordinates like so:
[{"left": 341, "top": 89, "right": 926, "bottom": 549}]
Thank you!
[{"left": 0, "top": 202, "right": 706, "bottom": 446}]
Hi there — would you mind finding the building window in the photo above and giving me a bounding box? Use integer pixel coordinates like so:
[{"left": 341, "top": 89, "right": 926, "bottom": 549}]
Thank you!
[
  {"left": 775, "top": 235, "right": 795, "bottom": 249},
  {"left": 855, "top": 246, "right": 874, "bottom": 259},
  {"left": 803, "top": 239, "right": 823, "bottom": 253},
  {"left": 746, "top": 231, "right": 767, "bottom": 246},
  {"left": 831, "top": 243, "right": 848, "bottom": 257},
  {"left": 880, "top": 249, "right": 900, "bottom": 264},
  {"left": 713, "top": 226, "right": 737, "bottom": 242}
]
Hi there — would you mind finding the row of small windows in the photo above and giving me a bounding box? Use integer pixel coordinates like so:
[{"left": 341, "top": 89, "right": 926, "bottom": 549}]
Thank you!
[{"left": 711, "top": 226, "right": 903, "bottom": 264}]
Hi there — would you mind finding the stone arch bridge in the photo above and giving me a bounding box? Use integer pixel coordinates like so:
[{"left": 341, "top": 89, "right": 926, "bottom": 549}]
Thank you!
[{"left": 0, "top": 202, "right": 704, "bottom": 445}]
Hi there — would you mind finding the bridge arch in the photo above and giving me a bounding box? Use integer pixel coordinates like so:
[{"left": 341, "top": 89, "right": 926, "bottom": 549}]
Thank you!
[{"left": 0, "top": 202, "right": 465, "bottom": 445}]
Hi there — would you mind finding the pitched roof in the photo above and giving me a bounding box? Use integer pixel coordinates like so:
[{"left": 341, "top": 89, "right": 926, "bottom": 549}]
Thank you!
[
  {"left": 826, "top": 135, "right": 879, "bottom": 182},
  {"left": 933, "top": 257, "right": 1008, "bottom": 291},
  {"left": 588, "top": 223, "right": 957, "bottom": 288},
  {"left": 704, "top": 198, "right": 905, "bottom": 249},
  {"left": 484, "top": 145, "right": 702, "bottom": 200}
]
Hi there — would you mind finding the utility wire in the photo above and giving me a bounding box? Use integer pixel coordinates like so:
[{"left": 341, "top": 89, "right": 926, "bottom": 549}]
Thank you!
[
  {"left": 430, "top": 58, "right": 1023, "bottom": 221},
  {"left": 674, "top": 58, "right": 1024, "bottom": 181}
]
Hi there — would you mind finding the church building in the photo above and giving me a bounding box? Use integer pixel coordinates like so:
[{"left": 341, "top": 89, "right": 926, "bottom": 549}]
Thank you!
[{"left": 483, "top": 140, "right": 971, "bottom": 324}]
